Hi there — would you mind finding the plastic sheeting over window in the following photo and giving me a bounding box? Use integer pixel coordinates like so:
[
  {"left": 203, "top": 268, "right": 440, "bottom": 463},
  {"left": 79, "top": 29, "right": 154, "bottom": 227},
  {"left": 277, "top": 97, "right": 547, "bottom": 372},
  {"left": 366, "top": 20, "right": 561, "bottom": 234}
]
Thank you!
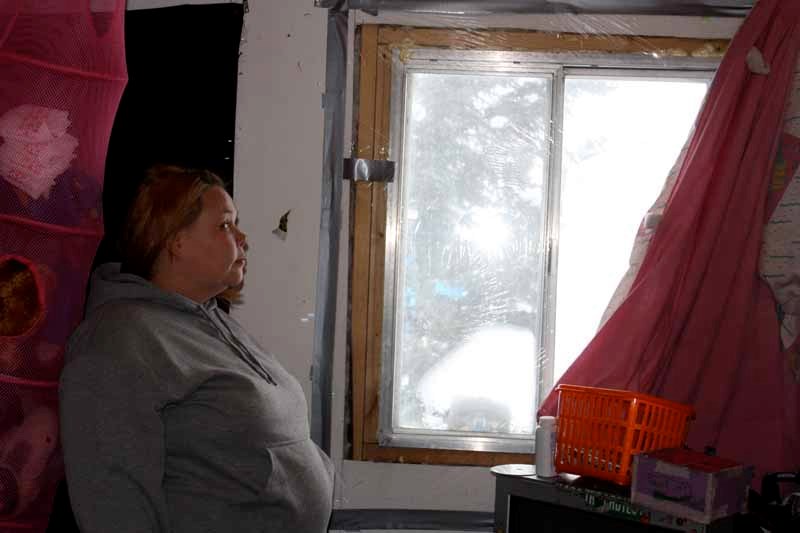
[
  {"left": 344, "top": 12, "right": 743, "bottom": 466},
  {"left": 377, "top": 44, "right": 716, "bottom": 454},
  {"left": 316, "top": 0, "right": 753, "bottom": 17}
]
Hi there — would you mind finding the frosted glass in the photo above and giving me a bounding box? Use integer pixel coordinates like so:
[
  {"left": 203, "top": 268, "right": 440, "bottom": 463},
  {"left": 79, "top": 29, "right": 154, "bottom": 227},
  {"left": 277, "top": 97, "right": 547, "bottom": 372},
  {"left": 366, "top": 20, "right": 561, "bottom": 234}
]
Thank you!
[{"left": 393, "top": 72, "right": 550, "bottom": 436}]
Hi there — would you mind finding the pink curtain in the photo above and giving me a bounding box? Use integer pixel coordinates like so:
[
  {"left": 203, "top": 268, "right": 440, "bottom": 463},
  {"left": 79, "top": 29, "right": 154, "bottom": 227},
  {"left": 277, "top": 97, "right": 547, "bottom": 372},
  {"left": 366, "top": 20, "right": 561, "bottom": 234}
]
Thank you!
[{"left": 540, "top": 0, "right": 800, "bottom": 480}]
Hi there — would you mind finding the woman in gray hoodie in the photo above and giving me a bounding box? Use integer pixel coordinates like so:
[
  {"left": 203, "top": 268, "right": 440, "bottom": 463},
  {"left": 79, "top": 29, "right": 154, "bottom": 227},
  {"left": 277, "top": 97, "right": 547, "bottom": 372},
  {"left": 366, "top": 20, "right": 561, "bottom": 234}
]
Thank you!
[{"left": 59, "top": 166, "right": 334, "bottom": 533}]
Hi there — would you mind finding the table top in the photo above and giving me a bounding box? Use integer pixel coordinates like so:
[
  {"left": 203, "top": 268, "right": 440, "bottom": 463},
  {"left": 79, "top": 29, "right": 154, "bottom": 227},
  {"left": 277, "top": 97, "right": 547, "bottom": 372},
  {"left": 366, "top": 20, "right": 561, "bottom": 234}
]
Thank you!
[{"left": 491, "top": 463, "right": 630, "bottom": 497}]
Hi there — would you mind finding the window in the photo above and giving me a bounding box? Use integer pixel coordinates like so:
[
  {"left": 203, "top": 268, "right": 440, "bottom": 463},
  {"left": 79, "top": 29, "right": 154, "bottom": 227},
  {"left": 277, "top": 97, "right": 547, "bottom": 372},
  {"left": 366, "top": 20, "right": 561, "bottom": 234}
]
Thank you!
[{"left": 350, "top": 26, "right": 724, "bottom": 465}]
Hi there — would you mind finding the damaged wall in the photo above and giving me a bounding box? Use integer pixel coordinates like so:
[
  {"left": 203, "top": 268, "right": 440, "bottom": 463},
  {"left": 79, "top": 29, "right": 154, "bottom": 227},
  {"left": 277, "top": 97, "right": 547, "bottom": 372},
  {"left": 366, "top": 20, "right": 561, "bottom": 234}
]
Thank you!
[{"left": 232, "top": 1, "right": 327, "bottom": 401}]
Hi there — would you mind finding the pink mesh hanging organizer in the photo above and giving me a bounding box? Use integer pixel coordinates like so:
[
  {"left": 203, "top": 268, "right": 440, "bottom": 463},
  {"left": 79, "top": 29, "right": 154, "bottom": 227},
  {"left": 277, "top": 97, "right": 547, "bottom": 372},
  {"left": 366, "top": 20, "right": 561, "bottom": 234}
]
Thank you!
[{"left": 0, "top": 1, "right": 127, "bottom": 529}]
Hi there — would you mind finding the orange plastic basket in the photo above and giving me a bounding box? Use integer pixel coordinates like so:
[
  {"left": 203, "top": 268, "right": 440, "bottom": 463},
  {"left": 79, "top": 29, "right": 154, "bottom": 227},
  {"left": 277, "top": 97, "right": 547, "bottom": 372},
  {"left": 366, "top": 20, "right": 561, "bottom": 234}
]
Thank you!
[{"left": 554, "top": 384, "right": 694, "bottom": 485}]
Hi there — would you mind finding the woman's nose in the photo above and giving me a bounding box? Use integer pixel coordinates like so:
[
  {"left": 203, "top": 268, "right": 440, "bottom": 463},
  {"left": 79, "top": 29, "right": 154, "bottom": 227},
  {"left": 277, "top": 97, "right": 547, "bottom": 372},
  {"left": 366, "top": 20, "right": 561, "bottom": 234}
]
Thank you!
[{"left": 236, "top": 229, "right": 248, "bottom": 248}]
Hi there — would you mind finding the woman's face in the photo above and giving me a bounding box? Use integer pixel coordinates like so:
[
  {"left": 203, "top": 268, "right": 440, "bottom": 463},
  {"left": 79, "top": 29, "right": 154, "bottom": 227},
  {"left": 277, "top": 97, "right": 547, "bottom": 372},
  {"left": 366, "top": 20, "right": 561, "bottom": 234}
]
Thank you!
[{"left": 174, "top": 186, "right": 247, "bottom": 300}]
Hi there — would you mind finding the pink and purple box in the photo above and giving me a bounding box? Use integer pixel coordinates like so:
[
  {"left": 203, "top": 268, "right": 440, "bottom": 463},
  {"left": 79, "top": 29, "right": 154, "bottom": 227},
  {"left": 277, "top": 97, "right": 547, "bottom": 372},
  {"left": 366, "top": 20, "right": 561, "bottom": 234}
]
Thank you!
[{"left": 631, "top": 448, "right": 753, "bottom": 524}]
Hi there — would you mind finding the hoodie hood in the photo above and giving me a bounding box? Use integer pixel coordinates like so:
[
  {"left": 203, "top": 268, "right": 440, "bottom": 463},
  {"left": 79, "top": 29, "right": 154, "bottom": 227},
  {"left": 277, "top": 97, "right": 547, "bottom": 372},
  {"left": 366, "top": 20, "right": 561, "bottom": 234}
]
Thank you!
[
  {"left": 80, "top": 263, "right": 273, "bottom": 385},
  {"left": 86, "top": 263, "right": 216, "bottom": 316}
]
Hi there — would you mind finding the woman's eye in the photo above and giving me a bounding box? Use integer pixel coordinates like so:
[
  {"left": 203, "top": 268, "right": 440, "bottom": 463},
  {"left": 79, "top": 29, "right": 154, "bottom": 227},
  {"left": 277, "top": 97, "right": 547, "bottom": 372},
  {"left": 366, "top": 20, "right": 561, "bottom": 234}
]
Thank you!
[{"left": 221, "top": 222, "right": 232, "bottom": 230}]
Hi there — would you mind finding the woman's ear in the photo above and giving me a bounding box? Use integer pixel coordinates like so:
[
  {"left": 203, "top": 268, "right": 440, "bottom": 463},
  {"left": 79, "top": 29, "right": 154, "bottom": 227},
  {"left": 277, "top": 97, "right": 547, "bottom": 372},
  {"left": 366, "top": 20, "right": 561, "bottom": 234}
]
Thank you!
[{"left": 166, "top": 232, "right": 184, "bottom": 261}]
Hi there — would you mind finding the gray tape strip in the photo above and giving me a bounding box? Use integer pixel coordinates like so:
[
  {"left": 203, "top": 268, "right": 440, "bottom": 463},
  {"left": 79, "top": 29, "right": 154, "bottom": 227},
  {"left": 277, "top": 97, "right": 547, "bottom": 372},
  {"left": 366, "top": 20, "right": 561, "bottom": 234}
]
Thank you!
[
  {"left": 330, "top": 510, "right": 494, "bottom": 531},
  {"left": 311, "top": 9, "right": 348, "bottom": 454},
  {"left": 317, "top": 0, "right": 752, "bottom": 16},
  {"left": 343, "top": 158, "right": 396, "bottom": 183}
]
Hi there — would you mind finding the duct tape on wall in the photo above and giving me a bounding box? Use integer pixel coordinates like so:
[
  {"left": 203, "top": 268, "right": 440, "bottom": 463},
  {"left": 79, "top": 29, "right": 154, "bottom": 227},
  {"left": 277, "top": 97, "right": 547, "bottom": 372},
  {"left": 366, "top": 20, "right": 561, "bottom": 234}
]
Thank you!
[{"left": 343, "top": 158, "right": 396, "bottom": 183}]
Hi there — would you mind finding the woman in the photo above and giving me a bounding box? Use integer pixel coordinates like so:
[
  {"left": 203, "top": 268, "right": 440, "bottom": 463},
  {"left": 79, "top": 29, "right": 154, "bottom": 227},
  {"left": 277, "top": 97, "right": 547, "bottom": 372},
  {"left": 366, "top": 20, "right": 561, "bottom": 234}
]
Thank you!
[{"left": 59, "top": 166, "right": 334, "bottom": 532}]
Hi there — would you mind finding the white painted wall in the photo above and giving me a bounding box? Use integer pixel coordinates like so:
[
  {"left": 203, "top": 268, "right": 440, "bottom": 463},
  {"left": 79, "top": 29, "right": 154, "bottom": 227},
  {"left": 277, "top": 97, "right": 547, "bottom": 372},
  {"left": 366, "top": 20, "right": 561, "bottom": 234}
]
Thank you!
[
  {"left": 230, "top": 1, "right": 327, "bottom": 403},
  {"left": 127, "top": 2, "right": 744, "bottom": 530}
]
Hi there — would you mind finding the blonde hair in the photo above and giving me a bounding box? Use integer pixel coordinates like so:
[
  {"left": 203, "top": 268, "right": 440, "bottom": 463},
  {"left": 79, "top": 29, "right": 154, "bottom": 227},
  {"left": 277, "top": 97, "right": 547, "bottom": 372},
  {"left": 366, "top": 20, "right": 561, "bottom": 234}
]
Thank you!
[{"left": 120, "top": 165, "right": 226, "bottom": 280}]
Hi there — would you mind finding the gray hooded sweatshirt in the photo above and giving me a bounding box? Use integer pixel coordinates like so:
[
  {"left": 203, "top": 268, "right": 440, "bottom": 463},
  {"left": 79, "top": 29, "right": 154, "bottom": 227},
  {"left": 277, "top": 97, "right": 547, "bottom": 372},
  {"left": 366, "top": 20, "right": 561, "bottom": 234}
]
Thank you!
[{"left": 59, "top": 264, "right": 334, "bottom": 533}]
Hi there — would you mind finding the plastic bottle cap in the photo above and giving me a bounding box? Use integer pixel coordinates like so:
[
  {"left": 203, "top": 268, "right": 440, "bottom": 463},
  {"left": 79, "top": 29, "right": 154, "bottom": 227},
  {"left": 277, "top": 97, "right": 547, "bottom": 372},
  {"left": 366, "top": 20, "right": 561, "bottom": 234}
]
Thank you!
[{"left": 538, "top": 416, "right": 556, "bottom": 429}]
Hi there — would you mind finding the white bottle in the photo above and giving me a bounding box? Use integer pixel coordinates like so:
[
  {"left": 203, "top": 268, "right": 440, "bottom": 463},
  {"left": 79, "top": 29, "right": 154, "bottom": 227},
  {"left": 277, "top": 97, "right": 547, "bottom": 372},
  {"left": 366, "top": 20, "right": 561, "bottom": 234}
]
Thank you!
[{"left": 535, "top": 416, "right": 557, "bottom": 478}]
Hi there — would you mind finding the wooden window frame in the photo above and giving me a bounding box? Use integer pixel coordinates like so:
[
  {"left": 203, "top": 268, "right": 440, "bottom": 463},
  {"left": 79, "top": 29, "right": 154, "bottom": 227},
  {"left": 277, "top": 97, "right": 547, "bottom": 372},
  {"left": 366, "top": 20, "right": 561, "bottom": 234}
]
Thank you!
[{"left": 349, "top": 24, "right": 728, "bottom": 466}]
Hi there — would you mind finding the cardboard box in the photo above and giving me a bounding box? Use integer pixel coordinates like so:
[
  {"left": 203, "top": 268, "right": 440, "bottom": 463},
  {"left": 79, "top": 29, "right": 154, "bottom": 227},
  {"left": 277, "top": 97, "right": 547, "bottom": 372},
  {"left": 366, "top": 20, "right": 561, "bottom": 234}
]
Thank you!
[{"left": 630, "top": 448, "right": 753, "bottom": 524}]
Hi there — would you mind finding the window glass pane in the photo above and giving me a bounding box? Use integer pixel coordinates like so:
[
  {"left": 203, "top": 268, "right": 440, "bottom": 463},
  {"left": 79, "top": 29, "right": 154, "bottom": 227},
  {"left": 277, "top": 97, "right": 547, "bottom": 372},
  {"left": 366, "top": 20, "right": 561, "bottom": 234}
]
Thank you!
[
  {"left": 554, "top": 77, "right": 708, "bottom": 381},
  {"left": 393, "top": 72, "right": 550, "bottom": 436}
]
